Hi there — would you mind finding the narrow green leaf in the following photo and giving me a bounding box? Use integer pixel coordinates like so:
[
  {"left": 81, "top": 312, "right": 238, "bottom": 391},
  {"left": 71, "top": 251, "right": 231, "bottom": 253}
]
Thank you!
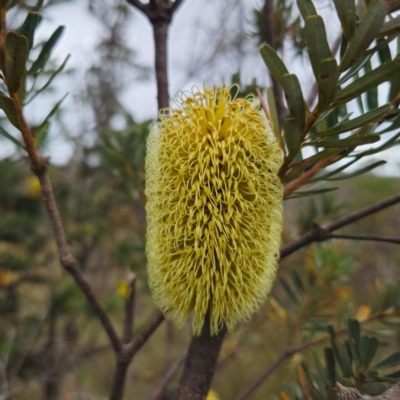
[
  {"left": 296, "top": 0, "right": 317, "bottom": 20},
  {"left": 364, "top": 60, "right": 379, "bottom": 110},
  {"left": 19, "top": 12, "right": 40, "bottom": 51},
  {"left": 339, "top": 0, "right": 388, "bottom": 72},
  {"left": 284, "top": 117, "right": 301, "bottom": 158},
  {"left": 332, "top": 0, "right": 356, "bottom": 40},
  {"left": 314, "top": 108, "right": 335, "bottom": 126},
  {"left": 310, "top": 157, "right": 358, "bottom": 182},
  {"left": 280, "top": 277, "right": 299, "bottom": 303},
  {"left": 364, "top": 336, "right": 380, "bottom": 367},
  {"left": 33, "top": 0, "right": 44, "bottom": 11},
  {"left": 389, "top": 58, "right": 400, "bottom": 101},
  {"left": 286, "top": 187, "right": 338, "bottom": 199},
  {"left": 34, "top": 93, "right": 68, "bottom": 135},
  {"left": 260, "top": 44, "right": 289, "bottom": 87},
  {"left": 348, "top": 319, "right": 360, "bottom": 344},
  {"left": 326, "top": 160, "right": 386, "bottom": 180},
  {"left": 337, "top": 339, "right": 355, "bottom": 378},
  {"left": 358, "top": 131, "right": 400, "bottom": 156},
  {"left": 283, "top": 74, "right": 306, "bottom": 129},
  {"left": 384, "top": 369, "right": 400, "bottom": 378},
  {"left": 291, "top": 270, "right": 305, "bottom": 292},
  {"left": 284, "top": 148, "right": 342, "bottom": 182},
  {"left": 340, "top": 33, "right": 348, "bottom": 60},
  {"left": 0, "top": 125, "right": 25, "bottom": 149},
  {"left": 380, "top": 113, "right": 400, "bottom": 133},
  {"left": 266, "top": 86, "right": 285, "bottom": 153},
  {"left": 312, "top": 104, "right": 391, "bottom": 138},
  {"left": 0, "top": 93, "right": 22, "bottom": 129},
  {"left": 25, "top": 54, "right": 70, "bottom": 105},
  {"left": 7, "top": 34, "right": 28, "bottom": 93},
  {"left": 378, "top": 15, "right": 400, "bottom": 37},
  {"left": 338, "top": 54, "right": 372, "bottom": 86},
  {"left": 317, "top": 57, "right": 338, "bottom": 112},
  {"left": 29, "top": 26, "right": 65, "bottom": 75},
  {"left": 306, "top": 134, "right": 380, "bottom": 148},
  {"left": 333, "top": 57, "right": 400, "bottom": 105},
  {"left": 377, "top": 39, "right": 392, "bottom": 64},
  {"left": 374, "top": 350, "right": 400, "bottom": 369},
  {"left": 324, "top": 347, "right": 336, "bottom": 385},
  {"left": 358, "top": 382, "right": 390, "bottom": 395},
  {"left": 304, "top": 15, "right": 332, "bottom": 79}
]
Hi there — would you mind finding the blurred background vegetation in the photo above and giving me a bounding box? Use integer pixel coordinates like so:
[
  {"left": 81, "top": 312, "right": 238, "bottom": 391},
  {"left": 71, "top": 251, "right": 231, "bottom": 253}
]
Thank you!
[{"left": 0, "top": 0, "right": 400, "bottom": 399}]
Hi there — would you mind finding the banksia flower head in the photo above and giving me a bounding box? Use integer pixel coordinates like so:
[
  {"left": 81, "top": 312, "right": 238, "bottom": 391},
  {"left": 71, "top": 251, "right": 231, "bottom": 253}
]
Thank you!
[{"left": 146, "top": 86, "right": 283, "bottom": 335}]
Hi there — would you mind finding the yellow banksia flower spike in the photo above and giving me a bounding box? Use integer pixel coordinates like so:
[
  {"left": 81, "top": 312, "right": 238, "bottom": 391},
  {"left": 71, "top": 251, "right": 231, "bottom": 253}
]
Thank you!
[{"left": 146, "top": 86, "right": 283, "bottom": 335}]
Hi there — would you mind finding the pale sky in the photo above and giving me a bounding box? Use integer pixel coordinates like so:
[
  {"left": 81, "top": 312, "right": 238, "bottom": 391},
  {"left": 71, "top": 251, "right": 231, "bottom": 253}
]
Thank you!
[{"left": 1, "top": 0, "right": 399, "bottom": 176}]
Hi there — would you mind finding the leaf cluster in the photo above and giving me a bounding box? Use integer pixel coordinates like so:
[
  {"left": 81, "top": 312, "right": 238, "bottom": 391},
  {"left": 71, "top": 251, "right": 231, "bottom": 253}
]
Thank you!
[
  {"left": 282, "top": 317, "right": 400, "bottom": 399},
  {"left": 259, "top": 0, "right": 400, "bottom": 198}
]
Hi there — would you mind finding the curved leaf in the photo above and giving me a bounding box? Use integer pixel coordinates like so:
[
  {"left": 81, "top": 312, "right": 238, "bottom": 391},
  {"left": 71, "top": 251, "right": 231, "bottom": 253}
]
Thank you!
[
  {"left": 332, "top": 0, "right": 356, "bottom": 40},
  {"left": 333, "top": 57, "right": 400, "bottom": 105},
  {"left": 29, "top": 26, "right": 65, "bottom": 75},
  {"left": 305, "top": 134, "right": 380, "bottom": 148},
  {"left": 5, "top": 32, "right": 28, "bottom": 93},
  {"left": 19, "top": 12, "right": 40, "bottom": 50},
  {"left": 326, "top": 160, "right": 386, "bottom": 180},
  {"left": 0, "top": 93, "right": 22, "bottom": 129},
  {"left": 283, "top": 73, "right": 306, "bottom": 129},
  {"left": 317, "top": 57, "right": 338, "bottom": 112},
  {"left": 266, "top": 86, "right": 285, "bottom": 153},
  {"left": 339, "top": 0, "right": 388, "bottom": 72},
  {"left": 312, "top": 104, "right": 391, "bottom": 137},
  {"left": 297, "top": 0, "right": 317, "bottom": 20},
  {"left": 378, "top": 15, "right": 400, "bottom": 37},
  {"left": 286, "top": 187, "right": 338, "bottom": 199},
  {"left": 260, "top": 44, "right": 289, "bottom": 87},
  {"left": 374, "top": 351, "right": 400, "bottom": 369},
  {"left": 284, "top": 117, "right": 301, "bottom": 158},
  {"left": 304, "top": 15, "right": 332, "bottom": 79}
]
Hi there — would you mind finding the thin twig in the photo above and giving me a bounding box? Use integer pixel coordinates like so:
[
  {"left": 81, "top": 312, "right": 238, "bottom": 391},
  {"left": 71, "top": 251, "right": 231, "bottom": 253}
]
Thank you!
[
  {"left": 283, "top": 155, "right": 337, "bottom": 198},
  {"left": 170, "top": 0, "right": 184, "bottom": 13},
  {"left": 150, "top": 350, "right": 188, "bottom": 400},
  {"left": 321, "top": 232, "right": 400, "bottom": 245},
  {"left": 122, "top": 273, "right": 137, "bottom": 344},
  {"left": 280, "top": 193, "right": 400, "bottom": 259},
  {"left": 256, "top": 89, "right": 271, "bottom": 121},
  {"left": 126, "top": 312, "right": 165, "bottom": 359}
]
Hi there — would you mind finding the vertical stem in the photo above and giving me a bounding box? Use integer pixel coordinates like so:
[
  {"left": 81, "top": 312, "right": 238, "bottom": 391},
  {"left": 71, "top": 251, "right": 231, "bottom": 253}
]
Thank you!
[
  {"left": 152, "top": 20, "right": 170, "bottom": 111},
  {"left": 109, "top": 355, "right": 130, "bottom": 400},
  {"left": 176, "top": 316, "right": 227, "bottom": 400}
]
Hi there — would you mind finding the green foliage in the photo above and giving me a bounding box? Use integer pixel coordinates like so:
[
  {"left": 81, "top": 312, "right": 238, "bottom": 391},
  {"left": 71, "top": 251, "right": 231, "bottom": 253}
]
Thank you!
[
  {"left": 283, "top": 318, "right": 400, "bottom": 399},
  {"left": 259, "top": 0, "right": 400, "bottom": 198}
]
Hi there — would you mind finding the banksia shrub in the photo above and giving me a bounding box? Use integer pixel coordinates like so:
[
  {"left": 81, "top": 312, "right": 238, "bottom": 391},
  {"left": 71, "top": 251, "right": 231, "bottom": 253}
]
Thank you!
[{"left": 146, "top": 86, "right": 283, "bottom": 335}]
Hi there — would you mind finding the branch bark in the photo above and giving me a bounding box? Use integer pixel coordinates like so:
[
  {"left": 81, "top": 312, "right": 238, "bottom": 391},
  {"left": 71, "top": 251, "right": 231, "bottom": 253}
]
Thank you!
[
  {"left": 335, "top": 382, "right": 400, "bottom": 399},
  {"left": 176, "top": 315, "right": 227, "bottom": 400},
  {"left": 280, "top": 193, "right": 400, "bottom": 259},
  {"left": 122, "top": 274, "right": 137, "bottom": 344}
]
